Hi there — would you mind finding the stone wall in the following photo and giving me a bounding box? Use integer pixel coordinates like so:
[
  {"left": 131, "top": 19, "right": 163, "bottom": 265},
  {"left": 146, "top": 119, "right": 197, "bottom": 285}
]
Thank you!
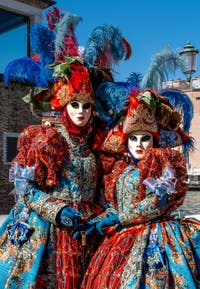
[
  {"left": 0, "top": 82, "right": 39, "bottom": 214},
  {"left": 16, "top": 0, "right": 55, "bottom": 9}
]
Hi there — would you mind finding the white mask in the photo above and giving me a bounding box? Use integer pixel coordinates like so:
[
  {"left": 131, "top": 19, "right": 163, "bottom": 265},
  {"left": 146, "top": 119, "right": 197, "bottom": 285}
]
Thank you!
[
  {"left": 66, "top": 101, "right": 92, "bottom": 127},
  {"left": 128, "top": 131, "right": 153, "bottom": 160}
]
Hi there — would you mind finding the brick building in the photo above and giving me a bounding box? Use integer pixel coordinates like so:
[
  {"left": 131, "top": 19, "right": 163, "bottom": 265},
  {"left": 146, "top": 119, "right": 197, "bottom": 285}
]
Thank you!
[{"left": 0, "top": 0, "right": 55, "bottom": 213}]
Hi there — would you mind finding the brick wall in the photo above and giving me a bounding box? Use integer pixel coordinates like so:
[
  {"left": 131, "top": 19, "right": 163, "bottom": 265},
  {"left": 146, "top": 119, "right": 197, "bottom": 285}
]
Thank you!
[{"left": 0, "top": 82, "right": 39, "bottom": 214}]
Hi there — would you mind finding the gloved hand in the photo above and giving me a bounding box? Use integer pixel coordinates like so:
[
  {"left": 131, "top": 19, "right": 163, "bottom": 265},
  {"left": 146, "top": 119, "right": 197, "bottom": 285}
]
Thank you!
[
  {"left": 73, "top": 212, "right": 120, "bottom": 239},
  {"left": 96, "top": 212, "right": 120, "bottom": 235},
  {"left": 57, "top": 206, "right": 82, "bottom": 227},
  {"left": 154, "top": 183, "right": 169, "bottom": 200},
  {"left": 154, "top": 183, "right": 170, "bottom": 210},
  {"left": 72, "top": 221, "right": 96, "bottom": 240}
]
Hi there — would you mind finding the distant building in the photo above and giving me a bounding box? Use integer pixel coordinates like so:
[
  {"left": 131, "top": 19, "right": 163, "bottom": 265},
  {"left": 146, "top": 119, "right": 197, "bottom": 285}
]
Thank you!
[
  {"left": 0, "top": 0, "right": 55, "bottom": 213},
  {"left": 163, "top": 76, "right": 200, "bottom": 187}
]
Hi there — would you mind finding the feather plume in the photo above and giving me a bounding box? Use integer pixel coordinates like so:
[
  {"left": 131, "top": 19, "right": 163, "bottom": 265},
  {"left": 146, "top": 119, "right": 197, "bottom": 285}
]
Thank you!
[
  {"left": 160, "top": 88, "right": 193, "bottom": 132},
  {"left": 122, "top": 37, "right": 132, "bottom": 60},
  {"left": 30, "top": 23, "right": 55, "bottom": 87},
  {"left": 4, "top": 57, "right": 41, "bottom": 86},
  {"left": 141, "top": 46, "right": 186, "bottom": 90},
  {"left": 127, "top": 72, "right": 143, "bottom": 88},
  {"left": 182, "top": 138, "right": 194, "bottom": 155},
  {"left": 46, "top": 7, "right": 64, "bottom": 31},
  {"left": 30, "top": 24, "right": 55, "bottom": 65},
  {"left": 54, "top": 12, "right": 82, "bottom": 60},
  {"left": 84, "top": 24, "right": 131, "bottom": 69},
  {"left": 95, "top": 82, "right": 131, "bottom": 127}
]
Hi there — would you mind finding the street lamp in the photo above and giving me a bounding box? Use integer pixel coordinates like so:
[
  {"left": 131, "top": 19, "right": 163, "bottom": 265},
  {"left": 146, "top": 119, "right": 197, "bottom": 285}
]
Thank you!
[{"left": 179, "top": 41, "right": 199, "bottom": 89}]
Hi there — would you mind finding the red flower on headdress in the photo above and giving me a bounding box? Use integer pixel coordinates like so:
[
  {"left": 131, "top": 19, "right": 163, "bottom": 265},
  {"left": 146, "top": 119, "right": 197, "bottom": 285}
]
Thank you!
[{"left": 70, "top": 64, "right": 92, "bottom": 93}]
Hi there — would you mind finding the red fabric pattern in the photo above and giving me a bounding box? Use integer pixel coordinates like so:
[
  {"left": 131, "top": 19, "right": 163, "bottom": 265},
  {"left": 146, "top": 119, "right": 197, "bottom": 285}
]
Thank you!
[
  {"left": 138, "top": 147, "right": 188, "bottom": 209},
  {"left": 12, "top": 125, "right": 67, "bottom": 188},
  {"left": 81, "top": 226, "right": 145, "bottom": 289},
  {"left": 103, "top": 159, "right": 127, "bottom": 209},
  {"left": 56, "top": 228, "right": 83, "bottom": 289}
]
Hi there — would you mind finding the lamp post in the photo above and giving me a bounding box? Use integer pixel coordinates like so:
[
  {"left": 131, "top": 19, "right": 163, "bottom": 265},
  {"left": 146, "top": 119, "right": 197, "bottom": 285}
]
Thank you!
[{"left": 179, "top": 41, "right": 199, "bottom": 89}]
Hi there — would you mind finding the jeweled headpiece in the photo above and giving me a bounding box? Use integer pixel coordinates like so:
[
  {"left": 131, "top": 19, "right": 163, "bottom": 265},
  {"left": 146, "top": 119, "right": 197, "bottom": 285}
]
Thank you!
[
  {"left": 123, "top": 91, "right": 158, "bottom": 136},
  {"left": 94, "top": 84, "right": 193, "bottom": 154}
]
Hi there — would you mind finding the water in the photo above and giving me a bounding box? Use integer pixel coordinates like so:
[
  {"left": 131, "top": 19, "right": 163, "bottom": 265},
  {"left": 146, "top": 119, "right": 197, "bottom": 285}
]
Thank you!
[{"left": 179, "top": 189, "right": 200, "bottom": 217}]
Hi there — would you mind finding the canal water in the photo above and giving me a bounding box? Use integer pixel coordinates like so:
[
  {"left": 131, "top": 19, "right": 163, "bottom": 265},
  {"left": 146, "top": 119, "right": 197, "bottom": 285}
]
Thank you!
[{"left": 179, "top": 189, "right": 200, "bottom": 217}]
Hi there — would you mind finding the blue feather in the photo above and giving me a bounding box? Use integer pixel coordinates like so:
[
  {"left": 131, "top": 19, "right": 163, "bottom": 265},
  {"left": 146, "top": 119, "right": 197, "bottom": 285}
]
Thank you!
[
  {"left": 84, "top": 24, "right": 127, "bottom": 68},
  {"left": 182, "top": 138, "right": 194, "bottom": 155},
  {"left": 95, "top": 81, "right": 130, "bottom": 127},
  {"left": 30, "top": 24, "right": 55, "bottom": 60},
  {"left": 160, "top": 88, "right": 193, "bottom": 132},
  {"left": 30, "top": 24, "right": 55, "bottom": 87},
  {"left": 127, "top": 72, "right": 143, "bottom": 88},
  {"left": 141, "top": 46, "right": 186, "bottom": 90},
  {"left": 4, "top": 57, "right": 41, "bottom": 86}
]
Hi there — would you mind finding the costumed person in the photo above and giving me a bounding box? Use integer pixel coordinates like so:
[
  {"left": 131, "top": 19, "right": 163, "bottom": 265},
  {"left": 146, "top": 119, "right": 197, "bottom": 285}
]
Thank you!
[
  {"left": 0, "top": 7, "right": 131, "bottom": 289},
  {"left": 73, "top": 85, "right": 200, "bottom": 289}
]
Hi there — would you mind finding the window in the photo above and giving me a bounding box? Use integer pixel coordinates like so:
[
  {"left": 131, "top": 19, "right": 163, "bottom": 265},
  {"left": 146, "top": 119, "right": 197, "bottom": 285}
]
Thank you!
[
  {"left": 3, "top": 132, "right": 20, "bottom": 165},
  {"left": 0, "top": 9, "right": 30, "bottom": 75}
]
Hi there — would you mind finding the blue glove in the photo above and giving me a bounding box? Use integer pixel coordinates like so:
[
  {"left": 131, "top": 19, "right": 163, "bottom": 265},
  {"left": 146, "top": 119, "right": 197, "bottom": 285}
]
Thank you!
[
  {"left": 154, "top": 183, "right": 168, "bottom": 200},
  {"left": 57, "top": 206, "right": 82, "bottom": 227},
  {"left": 72, "top": 221, "right": 95, "bottom": 240},
  {"left": 73, "top": 212, "right": 120, "bottom": 239},
  {"left": 154, "top": 184, "right": 169, "bottom": 210},
  {"left": 96, "top": 212, "right": 120, "bottom": 235}
]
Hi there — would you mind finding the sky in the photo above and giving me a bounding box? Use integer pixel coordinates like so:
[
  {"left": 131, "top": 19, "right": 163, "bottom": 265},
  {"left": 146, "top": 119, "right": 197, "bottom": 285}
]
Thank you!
[{"left": 42, "top": 0, "right": 200, "bottom": 82}]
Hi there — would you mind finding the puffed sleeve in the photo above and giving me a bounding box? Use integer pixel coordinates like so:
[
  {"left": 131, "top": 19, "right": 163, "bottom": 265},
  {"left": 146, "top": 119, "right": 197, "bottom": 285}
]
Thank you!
[
  {"left": 12, "top": 124, "right": 67, "bottom": 188},
  {"left": 11, "top": 124, "right": 68, "bottom": 224}
]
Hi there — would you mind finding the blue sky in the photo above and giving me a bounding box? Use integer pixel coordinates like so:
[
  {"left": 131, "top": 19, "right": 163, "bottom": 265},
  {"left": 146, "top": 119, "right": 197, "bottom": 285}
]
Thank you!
[{"left": 43, "top": 0, "right": 200, "bottom": 82}]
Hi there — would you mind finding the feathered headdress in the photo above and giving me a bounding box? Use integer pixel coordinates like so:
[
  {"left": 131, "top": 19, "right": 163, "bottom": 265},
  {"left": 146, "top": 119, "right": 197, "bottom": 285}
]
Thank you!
[
  {"left": 95, "top": 84, "right": 193, "bottom": 155},
  {"left": 46, "top": 16, "right": 132, "bottom": 111},
  {"left": 27, "top": 7, "right": 93, "bottom": 112},
  {"left": 93, "top": 43, "right": 194, "bottom": 155},
  {"left": 4, "top": 7, "right": 132, "bottom": 117}
]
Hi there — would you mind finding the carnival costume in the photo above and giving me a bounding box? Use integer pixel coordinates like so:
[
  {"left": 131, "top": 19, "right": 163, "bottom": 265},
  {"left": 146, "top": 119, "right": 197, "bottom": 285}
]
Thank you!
[
  {"left": 0, "top": 7, "right": 131, "bottom": 289},
  {"left": 78, "top": 86, "right": 200, "bottom": 289}
]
